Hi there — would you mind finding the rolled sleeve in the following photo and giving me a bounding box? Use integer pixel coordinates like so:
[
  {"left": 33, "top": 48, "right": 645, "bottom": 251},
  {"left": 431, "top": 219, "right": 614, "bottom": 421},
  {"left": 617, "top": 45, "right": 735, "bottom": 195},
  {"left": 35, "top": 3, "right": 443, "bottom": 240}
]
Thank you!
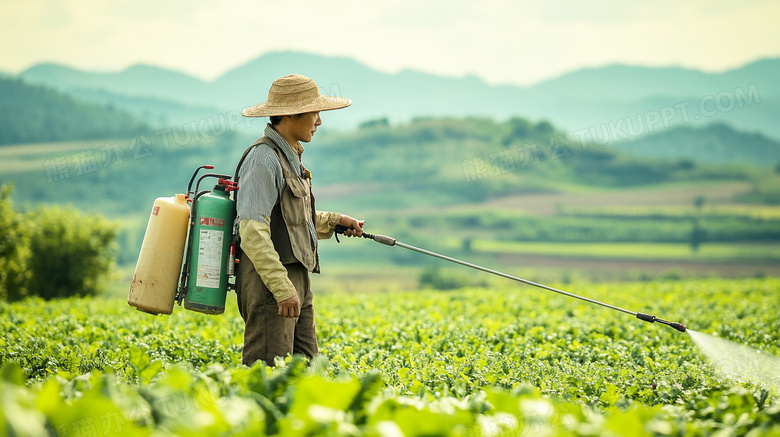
[{"left": 315, "top": 211, "right": 343, "bottom": 239}]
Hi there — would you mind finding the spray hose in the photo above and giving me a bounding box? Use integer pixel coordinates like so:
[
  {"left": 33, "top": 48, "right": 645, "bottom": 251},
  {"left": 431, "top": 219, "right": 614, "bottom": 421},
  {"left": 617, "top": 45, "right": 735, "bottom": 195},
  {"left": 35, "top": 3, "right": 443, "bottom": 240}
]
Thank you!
[{"left": 335, "top": 226, "right": 686, "bottom": 333}]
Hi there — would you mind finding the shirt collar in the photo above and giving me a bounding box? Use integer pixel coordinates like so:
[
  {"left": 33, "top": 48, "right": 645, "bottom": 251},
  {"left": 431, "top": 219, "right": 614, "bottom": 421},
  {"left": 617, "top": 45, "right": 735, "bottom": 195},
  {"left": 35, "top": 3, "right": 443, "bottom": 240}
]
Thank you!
[{"left": 264, "top": 123, "right": 303, "bottom": 165}]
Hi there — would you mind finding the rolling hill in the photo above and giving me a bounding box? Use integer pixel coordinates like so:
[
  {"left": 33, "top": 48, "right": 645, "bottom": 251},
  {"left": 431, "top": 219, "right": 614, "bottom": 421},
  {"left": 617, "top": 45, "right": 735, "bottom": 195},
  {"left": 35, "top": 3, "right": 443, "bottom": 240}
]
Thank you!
[
  {"left": 1, "top": 116, "right": 777, "bottom": 269},
  {"left": 614, "top": 122, "right": 780, "bottom": 167},
  {"left": 0, "top": 116, "right": 759, "bottom": 216},
  {"left": 0, "top": 78, "right": 148, "bottom": 145}
]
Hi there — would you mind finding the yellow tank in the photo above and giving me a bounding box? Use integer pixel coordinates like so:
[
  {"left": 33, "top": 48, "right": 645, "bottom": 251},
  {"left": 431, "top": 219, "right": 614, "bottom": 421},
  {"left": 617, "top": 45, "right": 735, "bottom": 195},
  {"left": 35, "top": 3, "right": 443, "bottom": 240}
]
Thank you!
[{"left": 128, "top": 194, "right": 190, "bottom": 315}]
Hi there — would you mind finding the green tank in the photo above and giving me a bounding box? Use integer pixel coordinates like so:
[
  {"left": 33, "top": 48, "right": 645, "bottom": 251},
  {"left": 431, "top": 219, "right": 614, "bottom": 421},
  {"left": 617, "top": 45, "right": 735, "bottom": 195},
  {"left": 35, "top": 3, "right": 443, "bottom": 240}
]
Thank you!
[{"left": 184, "top": 184, "right": 236, "bottom": 314}]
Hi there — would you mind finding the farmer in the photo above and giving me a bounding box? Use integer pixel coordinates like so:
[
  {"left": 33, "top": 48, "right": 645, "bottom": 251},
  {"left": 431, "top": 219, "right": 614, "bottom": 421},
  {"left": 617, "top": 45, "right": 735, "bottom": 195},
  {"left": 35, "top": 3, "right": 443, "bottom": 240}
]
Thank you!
[{"left": 234, "top": 74, "right": 363, "bottom": 367}]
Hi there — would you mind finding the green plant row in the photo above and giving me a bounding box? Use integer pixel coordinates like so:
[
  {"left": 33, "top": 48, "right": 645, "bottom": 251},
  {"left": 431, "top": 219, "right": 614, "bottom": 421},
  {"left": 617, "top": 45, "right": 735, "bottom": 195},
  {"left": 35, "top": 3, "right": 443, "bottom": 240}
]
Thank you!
[
  {"left": 1, "top": 278, "right": 778, "bottom": 435},
  {"left": 2, "top": 357, "right": 778, "bottom": 436}
]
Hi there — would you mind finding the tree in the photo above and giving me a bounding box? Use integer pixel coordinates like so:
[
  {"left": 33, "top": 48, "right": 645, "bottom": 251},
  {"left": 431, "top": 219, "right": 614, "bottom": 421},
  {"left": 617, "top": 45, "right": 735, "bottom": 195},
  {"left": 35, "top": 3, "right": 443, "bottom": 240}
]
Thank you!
[
  {"left": 0, "top": 184, "right": 30, "bottom": 301},
  {"left": 25, "top": 205, "right": 118, "bottom": 299},
  {"left": 693, "top": 195, "right": 706, "bottom": 210},
  {"left": 533, "top": 120, "right": 556, "bottom": 137},
  {"left": 359, "top": 117, "right": 390, "bottom": 130},
  {"left": 690, "top": 218, "right": 706, "bottom": 252},
  {"left": 419, "top": 267, "right": 467, "bottom": 290},
  {"left": 502, "top": 117, "right": 534, "bottom": 146}
]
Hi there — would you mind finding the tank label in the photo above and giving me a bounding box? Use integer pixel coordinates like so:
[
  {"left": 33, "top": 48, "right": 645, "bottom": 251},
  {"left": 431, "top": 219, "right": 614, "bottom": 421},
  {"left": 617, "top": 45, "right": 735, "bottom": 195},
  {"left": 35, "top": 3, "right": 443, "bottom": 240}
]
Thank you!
[
  {"left": 152, "top": 206, "right": 160, "bottom": 216},
  {"left": 196, "top": 229, "right": 223, "bottom": 288},
  {"left": 199, "top": 217, "right": 225, "bottom": 227}
]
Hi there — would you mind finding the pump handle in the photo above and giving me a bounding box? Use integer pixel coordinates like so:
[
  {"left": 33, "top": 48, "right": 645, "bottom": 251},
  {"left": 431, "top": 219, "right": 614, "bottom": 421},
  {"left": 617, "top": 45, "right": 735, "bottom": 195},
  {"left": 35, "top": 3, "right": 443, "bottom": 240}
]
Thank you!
[{"left": 187, "top": 165, "right": 216, "bottom": 199}]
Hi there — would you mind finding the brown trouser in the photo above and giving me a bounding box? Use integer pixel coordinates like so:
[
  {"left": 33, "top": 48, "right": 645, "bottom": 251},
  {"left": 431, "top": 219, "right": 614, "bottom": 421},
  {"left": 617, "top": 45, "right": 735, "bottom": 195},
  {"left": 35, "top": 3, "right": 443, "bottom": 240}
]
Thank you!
[{"left": 235, "top": 252, "right": 318, "bottom": 367}]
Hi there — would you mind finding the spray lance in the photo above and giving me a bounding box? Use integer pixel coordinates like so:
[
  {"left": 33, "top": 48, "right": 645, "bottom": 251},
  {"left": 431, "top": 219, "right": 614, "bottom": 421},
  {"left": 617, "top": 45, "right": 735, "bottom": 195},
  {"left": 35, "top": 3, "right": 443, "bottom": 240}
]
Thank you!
[{"left": 335, "top": 226, "right": 686, "bottom": 333}]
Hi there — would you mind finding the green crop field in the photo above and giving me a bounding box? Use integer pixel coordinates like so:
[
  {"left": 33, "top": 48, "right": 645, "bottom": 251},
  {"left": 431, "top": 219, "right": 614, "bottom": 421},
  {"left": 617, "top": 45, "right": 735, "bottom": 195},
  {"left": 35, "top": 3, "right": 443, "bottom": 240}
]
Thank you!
[{"left": 1, "top": 278, "right": 779, "bottom": 436}]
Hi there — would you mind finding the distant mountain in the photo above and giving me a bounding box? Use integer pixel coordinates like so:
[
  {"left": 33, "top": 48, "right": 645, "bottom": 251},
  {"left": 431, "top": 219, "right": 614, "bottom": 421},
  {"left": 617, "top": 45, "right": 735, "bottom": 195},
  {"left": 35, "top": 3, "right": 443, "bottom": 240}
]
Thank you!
[
  {"left": 613, "top": 122, "right": 780, "bottom": 167},
  {"left": 524, "top": 60, "right": 780, "bottom": 102},
  {"left": 519, "top": 60, "right": 779, "bottom": 142},
  {"left": 20, "top": 63, "right": 217, "bottom": 107},
  {"left": 17, "top": 52, "right": 780, "bottom": 139},
  {"left": 0, "top": 77, "right": 148, "bottom": 145},
  {"left": 66, "top": 87, "right": 222, "bottom": 128}
]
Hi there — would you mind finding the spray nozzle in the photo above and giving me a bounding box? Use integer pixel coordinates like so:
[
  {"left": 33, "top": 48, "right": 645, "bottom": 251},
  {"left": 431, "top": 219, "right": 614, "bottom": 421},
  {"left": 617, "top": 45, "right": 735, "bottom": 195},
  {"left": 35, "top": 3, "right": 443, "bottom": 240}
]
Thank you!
[
  {"left": 659, "top": 320, "right": 686, "bottom": 333},
  {"left": 636, "top": 313, "right": 686, "bottom": 332}
]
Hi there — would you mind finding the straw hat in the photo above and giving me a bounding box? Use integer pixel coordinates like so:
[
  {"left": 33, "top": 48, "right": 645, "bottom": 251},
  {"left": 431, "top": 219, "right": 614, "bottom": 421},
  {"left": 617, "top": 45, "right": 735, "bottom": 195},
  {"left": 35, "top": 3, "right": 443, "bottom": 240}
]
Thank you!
[{"left": 242, "top": 74, "right": 352, "bottom": 117}]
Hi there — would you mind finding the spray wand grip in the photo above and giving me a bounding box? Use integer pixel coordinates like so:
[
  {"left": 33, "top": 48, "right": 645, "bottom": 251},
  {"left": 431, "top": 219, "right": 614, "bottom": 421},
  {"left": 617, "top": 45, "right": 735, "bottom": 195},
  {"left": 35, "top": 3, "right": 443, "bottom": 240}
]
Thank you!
[{"left": 334, "top": 225, "right": 396, "bottom": 245}]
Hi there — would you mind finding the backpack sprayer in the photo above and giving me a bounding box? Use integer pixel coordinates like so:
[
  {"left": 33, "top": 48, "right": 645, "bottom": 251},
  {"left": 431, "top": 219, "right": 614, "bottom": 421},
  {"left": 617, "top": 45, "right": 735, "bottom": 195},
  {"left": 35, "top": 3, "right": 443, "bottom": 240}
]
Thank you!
[
  {"left": 335, "top": 226, "right": 687, "bottom": 333},
  {"left": 128, "top": 165, "right": 238, "bottom": 316}
]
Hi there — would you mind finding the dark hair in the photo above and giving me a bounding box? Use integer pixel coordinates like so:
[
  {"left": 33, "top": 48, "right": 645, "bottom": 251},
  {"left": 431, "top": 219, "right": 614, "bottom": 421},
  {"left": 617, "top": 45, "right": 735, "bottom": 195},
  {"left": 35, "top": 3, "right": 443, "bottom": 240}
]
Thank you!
[{"left": 270, "top": 114, "right": 304, "bottom": 126}]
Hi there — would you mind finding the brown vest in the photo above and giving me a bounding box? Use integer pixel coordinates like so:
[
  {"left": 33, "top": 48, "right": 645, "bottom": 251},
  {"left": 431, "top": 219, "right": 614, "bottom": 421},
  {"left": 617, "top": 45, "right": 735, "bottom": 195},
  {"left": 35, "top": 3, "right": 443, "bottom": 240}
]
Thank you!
[{"left": 246, "top": 137, "right": 320, "bottom": 273}]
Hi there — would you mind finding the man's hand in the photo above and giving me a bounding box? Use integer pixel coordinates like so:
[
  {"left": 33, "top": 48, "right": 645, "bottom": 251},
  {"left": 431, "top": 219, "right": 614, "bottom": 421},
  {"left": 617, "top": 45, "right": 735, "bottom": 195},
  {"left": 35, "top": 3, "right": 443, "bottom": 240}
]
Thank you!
[
  {"left": 339, "top": 215, "right": 364, "bottom": 237},
  {"left": 278, "top": 294, "right": 301, "bottom": 318}
]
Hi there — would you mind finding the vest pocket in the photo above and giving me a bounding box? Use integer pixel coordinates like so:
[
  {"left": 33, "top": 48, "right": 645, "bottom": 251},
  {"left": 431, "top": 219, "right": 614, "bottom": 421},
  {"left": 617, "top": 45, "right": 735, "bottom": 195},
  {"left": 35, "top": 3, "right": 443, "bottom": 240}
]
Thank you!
[{"left": 282, "top": 177, "right": 309, "bottom": 226}]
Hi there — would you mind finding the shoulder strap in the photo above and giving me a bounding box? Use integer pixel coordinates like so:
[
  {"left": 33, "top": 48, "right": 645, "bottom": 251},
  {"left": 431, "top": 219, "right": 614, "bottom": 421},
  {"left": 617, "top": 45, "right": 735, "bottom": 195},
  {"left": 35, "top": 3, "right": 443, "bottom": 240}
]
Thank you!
[
  {"left": 234, "top": 136, "right": 269, "bottom": 184},
  {"left": 233, "top": 136, "right": 273, "bottom": 204},
  {"left": 233, "top": 136, "right": 301, "bottom": 204}
]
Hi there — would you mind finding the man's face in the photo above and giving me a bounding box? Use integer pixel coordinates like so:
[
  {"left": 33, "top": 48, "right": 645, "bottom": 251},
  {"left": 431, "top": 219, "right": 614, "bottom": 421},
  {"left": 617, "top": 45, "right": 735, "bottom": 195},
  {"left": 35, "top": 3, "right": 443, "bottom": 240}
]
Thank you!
[{"left": 290, "top": 111, "right": 322, "bottom": 143}]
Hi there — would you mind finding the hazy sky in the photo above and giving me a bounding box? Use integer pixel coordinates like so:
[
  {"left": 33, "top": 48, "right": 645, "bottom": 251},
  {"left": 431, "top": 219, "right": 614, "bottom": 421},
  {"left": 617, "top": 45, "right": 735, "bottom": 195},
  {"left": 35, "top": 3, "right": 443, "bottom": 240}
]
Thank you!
[{"left": 1, "top": 0, "right": 778, "bottom": 86}]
